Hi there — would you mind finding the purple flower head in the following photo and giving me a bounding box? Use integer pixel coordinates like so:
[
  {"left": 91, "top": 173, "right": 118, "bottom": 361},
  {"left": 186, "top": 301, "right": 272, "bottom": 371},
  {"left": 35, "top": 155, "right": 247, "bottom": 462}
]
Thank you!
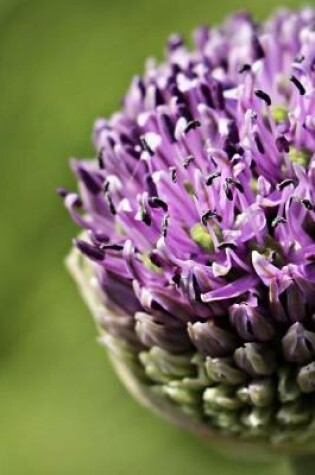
[{"left": 61, "top": 8, "right": 315, "bottom": 447}]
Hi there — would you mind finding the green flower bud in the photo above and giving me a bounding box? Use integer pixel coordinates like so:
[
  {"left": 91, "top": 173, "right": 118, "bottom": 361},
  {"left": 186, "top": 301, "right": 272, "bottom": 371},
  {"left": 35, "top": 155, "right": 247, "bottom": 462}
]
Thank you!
[{"left": 205, "top": 356, "right": 247, "bottom": 385}]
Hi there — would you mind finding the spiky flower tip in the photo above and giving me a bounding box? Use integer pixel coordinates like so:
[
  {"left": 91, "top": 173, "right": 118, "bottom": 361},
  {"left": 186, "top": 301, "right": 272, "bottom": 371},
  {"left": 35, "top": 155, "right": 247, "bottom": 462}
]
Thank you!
[{"left": 60, "top": 8, "right": 315, "bottom": 451}]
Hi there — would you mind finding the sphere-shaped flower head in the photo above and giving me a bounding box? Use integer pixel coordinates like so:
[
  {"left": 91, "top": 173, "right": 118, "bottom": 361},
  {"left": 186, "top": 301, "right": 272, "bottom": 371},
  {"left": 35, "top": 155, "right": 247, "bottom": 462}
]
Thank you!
[{"left": 60, "top": 8, "right": 315, "bottom": 450}]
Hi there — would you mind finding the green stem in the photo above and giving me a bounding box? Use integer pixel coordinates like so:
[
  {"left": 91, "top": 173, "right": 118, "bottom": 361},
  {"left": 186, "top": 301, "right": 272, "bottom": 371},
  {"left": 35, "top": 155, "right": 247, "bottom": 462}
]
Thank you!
[{"left": 291, "top": 456, "right": 315, "bottom": 475}]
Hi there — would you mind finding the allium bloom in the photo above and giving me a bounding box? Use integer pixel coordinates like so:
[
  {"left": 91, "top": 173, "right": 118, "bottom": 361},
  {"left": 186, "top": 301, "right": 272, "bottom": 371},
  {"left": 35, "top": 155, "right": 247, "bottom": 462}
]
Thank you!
[{"left": 60, "top": 8, "right": 315, "bottom": 451}]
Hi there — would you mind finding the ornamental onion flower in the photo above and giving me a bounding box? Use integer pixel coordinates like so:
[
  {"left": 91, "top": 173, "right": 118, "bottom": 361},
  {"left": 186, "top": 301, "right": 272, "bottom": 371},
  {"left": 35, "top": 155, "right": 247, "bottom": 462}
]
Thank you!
[{"left": 59, "top": 8, "right": 315, "bottom": 458}]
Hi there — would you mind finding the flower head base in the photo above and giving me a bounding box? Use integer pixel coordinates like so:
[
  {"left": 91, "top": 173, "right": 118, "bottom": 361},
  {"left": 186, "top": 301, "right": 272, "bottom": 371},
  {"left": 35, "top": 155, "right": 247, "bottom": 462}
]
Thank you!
[{"left": 61, "top": 8, "right": 315, "bottom": 451}]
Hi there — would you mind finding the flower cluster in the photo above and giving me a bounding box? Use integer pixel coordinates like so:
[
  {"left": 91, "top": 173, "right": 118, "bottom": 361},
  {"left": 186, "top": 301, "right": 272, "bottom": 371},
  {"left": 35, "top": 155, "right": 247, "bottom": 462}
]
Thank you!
[{"left": 60, "top": 9, "right": 315, "bottom": 446}]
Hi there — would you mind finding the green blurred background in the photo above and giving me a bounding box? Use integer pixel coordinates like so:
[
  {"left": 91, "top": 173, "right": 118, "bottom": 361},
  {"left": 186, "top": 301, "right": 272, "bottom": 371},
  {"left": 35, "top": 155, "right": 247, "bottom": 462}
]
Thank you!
[{"left": 0, "top": 0, "right": 306, "bottom": 473}]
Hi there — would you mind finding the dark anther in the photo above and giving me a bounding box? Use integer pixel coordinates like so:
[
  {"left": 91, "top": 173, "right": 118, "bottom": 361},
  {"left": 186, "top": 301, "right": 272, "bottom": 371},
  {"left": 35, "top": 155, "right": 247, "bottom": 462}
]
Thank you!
[
  {"left": 238, "top": 64, "right": 251, "bottom": 73},
  {"left": 146, "top": 174, "right": 158, "bottom": 197},
  {"left": 290, "top": 75, "right": 306, "bottom": 95},
  {"left": 294, "top": 54, "right": 305, "bottom": 64},
  {"left": 99, "top": 243, "right": 124, "bottom": 251},
  {"left": 271, "top": 216, "right": 287, "bottom": 228},
  {"left": 276, "top": 135, "right": 290, "bottom": 153},
  {"left": 140, "top": 135, "right": 154, "bottom": 156},
  {"left": 169, "top": 166, "right": 177, "bottom": 183},
  {"left": 255, "top": 89, "right": 272, "bottom": 106},
  {"left": 97, "top": 147, "right": 105, "bottom": 169},
  {"left": 206, "top": 171, "right": 221, "bottom": 186},
  {"left": 182, "top": 155, "right": 195, "bottom": 169},
  {"left": 226, "top": 177, "right": 244, "bottom": 193},
  {"left": 276, "top": 179, "right": 296, "bottom": 191},
  {"left": 254, "top": 132, "right": 265, "bottom": 154},
  {"left": 300, "top": 198, "right": 314, "bottom": 211},
  {"left": 148, "top": 197, "right": 168, "bottom": 212},
  {"left": 291, "top": 197, "right": 314, "bottom": 211},
  {"left": 141, "top": 209, "right": 152, "bottom": 226},
  {"left": 201, "top": 210, "right": 222, "bottom": 226},
  {"left": 105, "top": 191, "right": 116, "bottom": 215},
  {"left": 103, "top": 180, "right": 110, "bottom": 193},
  {"left": 56, "top": 187, "right": 69, "bottom": 198},
  {"left": 149, "top": 252, "right": 162, "bottom": 268},
  {"left": 223, "top": 182, "right": 233, "bottom": 201},
  {"left": 217, "top": 242, "right": 237, "bottom": 250},
  {"left": 172, "top": 268, "right": 181, "bottom": 286},
  {"left": 184, "top": 119, "right": 202, "bottom": 134},
  {"left": 162, "top": 214, "right": 170, "bottom": 237}
]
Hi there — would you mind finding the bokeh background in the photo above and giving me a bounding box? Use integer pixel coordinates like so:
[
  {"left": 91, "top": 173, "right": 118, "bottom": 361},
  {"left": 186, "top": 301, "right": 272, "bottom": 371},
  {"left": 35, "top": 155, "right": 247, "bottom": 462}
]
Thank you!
[{"left": 0, "top": 0, "right": 307, "bottom": 473}]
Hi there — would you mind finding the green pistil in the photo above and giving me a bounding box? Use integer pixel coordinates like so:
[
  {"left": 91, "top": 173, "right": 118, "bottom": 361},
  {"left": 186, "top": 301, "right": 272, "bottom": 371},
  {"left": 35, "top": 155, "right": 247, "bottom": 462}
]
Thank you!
[
  {"left": 250, "top": 178, "right": 258, "bottom": 194},
  {"left": 271, "top": 106, "right": 289, "bottom": 124},
  {"left": 190, "top": 223, "right": 214, "bottom": 251},
  {"left": 184, "top": 180, "right": 195, "bottom": 196},
  {"left": 115, "top": 222, "right": 126, "bottom": 236},
  {"left": 141, "top": 254, "right": 162, "bottom": 273},
  {"left": 289, "top": 147, "right": 311, "bottom": 167}
]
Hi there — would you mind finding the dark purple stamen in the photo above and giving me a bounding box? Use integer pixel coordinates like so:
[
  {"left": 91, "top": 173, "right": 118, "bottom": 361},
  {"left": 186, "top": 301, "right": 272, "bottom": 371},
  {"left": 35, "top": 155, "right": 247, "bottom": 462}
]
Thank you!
[
  {"left": 294, "top": 54, "right": 305, "bottom": 63},
  {"left": 97, "top": 147, "right": 105, "bottom": 169},
  {"left": 103, "top": 180, "right": 110, "bottom": 193},
  {"left": 182, "top": 155, "right": 196, "bottom": 169},
  {"left": 226, "top": 177, "right": 244, "bottom": 193},
  {"left": 169, "top": 166, "right": 177, "bottom": 183},
  {"left": 201, "top": 210, "right": 222, "bottom": 226},
  {"left": 99, "top": 243, "right": 124, "bottom": 251},
  {"left": 140, "top": 136, "right": 154, "bottom": 156},
  {"left": 277, "top": 179, "right": 296, "bottom": 191},
  {"left": 162, "top": 214, "right": 170, "bottom": 237},
  {"left": 148, "top": 197, "right": 168, "bottom": 212},
  {"left": 217, "top": 242, "right": 237, "bottom": 250},
  {"left": 141, "top": 209, "right": 152, "bottom": 226},
  {"left": 105, "top": 191, "right": 116, "bottom": 215},
  {"left": 238, "top": 64, "right": 251, "bottom": 73},
  {"left": 255, "top": 89, "right": 272, "bottom": 106},
  {"left": 290, "top": 75, "right": 306, "bottom": 95},
  {"left": 300, "top": 198, "right": 314, "bottom": 211},
  {"left": 184, "top": 120, "right": 202, "bottom": 134},
  {"left": 56, "top": 187, "right": 69, "bottom": 198},
  {"left": 223, "top": 182, "right": 233, "bottom": 201},
  {"left": 271, "top": 216, "right": 287, "bottom": 228},
  {"left": 206, "top": 171, "right": 221, "bottom": 186}
]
